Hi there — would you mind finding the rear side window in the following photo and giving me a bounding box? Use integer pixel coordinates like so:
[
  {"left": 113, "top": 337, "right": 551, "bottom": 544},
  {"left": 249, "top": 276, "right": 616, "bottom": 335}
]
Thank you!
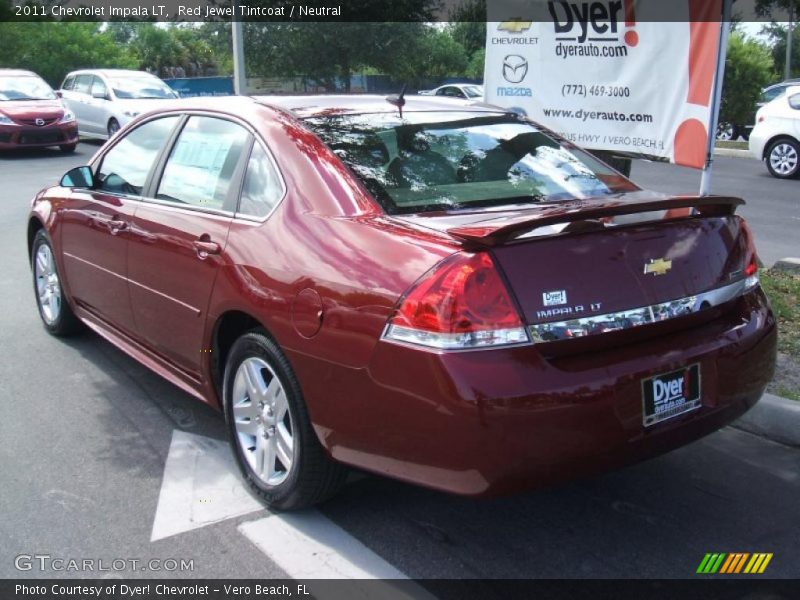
[
  {"left": 156, "top": 116, "right": 250, "bottom": 211},
  {"left": 237, "top": 143, "right": 283, "bottom": 219},
  {"left": 96, "top": 117, "right": 180, "bottom": 196}
]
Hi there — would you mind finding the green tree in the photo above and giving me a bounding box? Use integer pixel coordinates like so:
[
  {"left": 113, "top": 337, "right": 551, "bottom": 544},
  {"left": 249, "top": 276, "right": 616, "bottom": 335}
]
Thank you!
[
  {"left": 761, "top": 21, "right": 800, "bottom": 79},
  {"left": 448, "top": 0, "right": 487, "bottom": 59},
  {"left": 0, "top": 22, "right": 137, "bottom": 86},
  {"left": 720, "top": 32, "right": 775, "bottom": 127},
  {"left": 465, "top": 48, "right": 485, "bottom": 79}
]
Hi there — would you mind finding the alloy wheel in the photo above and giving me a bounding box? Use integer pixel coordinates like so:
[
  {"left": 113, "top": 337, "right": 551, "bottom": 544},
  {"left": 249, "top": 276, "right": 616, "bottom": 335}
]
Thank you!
[
  {"left": 35, "top": 244, "right": 61, "bottom": 325},
  {"left": 231, "top": 357, "right": 294, "bottom": 486},
  {"left": 769, "top": 143, "right": 798, "bottom": 176}
]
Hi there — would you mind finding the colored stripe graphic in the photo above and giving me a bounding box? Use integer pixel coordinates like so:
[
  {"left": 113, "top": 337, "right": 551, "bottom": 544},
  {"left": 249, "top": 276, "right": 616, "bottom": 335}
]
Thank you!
[
  {"left": 744, "top": 553, "right": 773, "bottom": 574},
  {"left": 699, "top": 553, "right": 773, "bottom": 574}
]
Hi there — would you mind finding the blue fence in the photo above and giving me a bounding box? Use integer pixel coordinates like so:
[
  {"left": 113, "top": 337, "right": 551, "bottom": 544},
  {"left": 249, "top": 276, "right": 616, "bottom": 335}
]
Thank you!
[{"left": 163, "top": 76, "right": 234, "bottom": 97}]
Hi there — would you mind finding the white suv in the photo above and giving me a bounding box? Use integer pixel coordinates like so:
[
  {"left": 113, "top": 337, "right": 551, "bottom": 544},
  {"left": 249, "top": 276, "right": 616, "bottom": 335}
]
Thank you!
[
  {"left": 59, "top": 69, "right": 178, "bottom": 140},
  {"left": 749, "top": 85, "right": 800, "bottom": 179}
]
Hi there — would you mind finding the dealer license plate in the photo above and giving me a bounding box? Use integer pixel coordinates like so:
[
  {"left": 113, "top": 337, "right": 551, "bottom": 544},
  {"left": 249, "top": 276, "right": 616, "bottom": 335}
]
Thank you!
[{"left": 642, "top": 363, "right": 701, "bottom": 427}]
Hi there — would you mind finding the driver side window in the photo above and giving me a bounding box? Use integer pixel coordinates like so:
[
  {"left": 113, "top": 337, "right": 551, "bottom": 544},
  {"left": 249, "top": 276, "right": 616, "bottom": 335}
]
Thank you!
[{"left": 96, "top": 117, "right": 179, "bottom": 196}]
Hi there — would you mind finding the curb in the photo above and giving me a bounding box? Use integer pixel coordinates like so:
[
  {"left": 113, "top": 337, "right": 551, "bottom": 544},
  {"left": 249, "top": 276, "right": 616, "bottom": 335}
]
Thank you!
[
  {"left": 773, "top": 258, "right": 800, "bottom": 275},
  {"left": 732, "top": 393, "right": 800, "bottom": 447},
  {"left": 713, "top": 147, "right": 752, "bottom": 159}
]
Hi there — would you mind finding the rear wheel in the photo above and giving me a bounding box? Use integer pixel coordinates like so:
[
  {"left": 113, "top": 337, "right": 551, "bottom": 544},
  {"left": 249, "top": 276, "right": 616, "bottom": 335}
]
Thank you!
[
  {"left": 223, "top": 330, "right": 347, "bottom": 510},
  {"left": 31, "top": 230, "right": 83, "bottom": 336},
  {"left": 59, "top": 143, "right": 76, "bottom": 153},
  {"left": 766, "top": 138, "right": 800, "bottom": 179},
  {"left": 107, "top": 118, "right": 120, "bottom": 138}
]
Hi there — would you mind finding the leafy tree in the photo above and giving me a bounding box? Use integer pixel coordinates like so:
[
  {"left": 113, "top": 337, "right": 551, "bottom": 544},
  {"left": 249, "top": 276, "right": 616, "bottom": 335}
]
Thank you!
[
  {"left": 720, "top": 32, "right": 775, "bottom": 126},
  {"left": 0, "top": 22, "right": 137, "bottom": 86},
  {"left": 761, "top": 21, "right": 800, "bottom": 79},
  {"left": 448, "top": 0, "right": 487, "bottom": 59},
  {"left": 465, "top": 48, "right": 485, "bottom": 79},
  {"left": 241, "top": 0, "right": 437, "bottom": 90}
]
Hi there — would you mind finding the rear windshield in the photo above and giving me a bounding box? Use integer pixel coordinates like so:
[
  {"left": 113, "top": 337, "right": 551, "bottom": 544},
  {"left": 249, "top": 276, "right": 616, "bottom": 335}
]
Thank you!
[{"left": 304, "top": 111, "right": 638, "bottom": 215}]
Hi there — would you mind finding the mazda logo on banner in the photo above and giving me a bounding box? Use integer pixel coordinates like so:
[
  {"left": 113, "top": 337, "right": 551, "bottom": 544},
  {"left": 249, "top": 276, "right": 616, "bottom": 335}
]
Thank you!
[{"left": 502, "top": 55, "right": 528, "bottom": 84}]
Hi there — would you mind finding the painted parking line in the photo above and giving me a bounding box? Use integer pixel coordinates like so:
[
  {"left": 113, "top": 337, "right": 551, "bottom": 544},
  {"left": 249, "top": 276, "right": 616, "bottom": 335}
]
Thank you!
[
  {"left": 239, "top": 511, "right": 406, "bottom": 578},
  {"left": 151, "top": 430, "right": 265, "bottom": 542}
]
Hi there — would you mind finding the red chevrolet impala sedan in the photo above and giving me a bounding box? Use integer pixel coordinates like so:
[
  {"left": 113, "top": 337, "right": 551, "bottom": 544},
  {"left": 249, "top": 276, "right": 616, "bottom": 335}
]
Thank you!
[{"left": 27, "top": 95, "right": 777, "bottom": 509}]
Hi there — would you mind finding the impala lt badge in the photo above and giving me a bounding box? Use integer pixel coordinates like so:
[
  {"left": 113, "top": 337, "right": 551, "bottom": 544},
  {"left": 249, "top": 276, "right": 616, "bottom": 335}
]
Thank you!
[{"left": 644, "top": 258, "right": 672, "bottom": 276}]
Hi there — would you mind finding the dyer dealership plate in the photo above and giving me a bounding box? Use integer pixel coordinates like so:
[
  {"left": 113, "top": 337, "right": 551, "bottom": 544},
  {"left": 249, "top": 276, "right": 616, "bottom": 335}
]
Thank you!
[{"left": 642, "top": 364, "right": 701, "bottom": 427}]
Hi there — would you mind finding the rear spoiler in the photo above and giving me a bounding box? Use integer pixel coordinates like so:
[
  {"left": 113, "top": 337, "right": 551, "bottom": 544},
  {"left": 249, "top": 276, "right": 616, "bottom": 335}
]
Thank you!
[{"left": 446, "top": 195, "right": 744, "bottom": 246}]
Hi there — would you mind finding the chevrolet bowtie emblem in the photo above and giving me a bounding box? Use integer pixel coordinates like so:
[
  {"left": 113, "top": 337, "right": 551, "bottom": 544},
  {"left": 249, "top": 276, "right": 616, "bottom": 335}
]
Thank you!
[
  {"left": 644, "top": 258, "right": 673, "bottom": 276},
  {"left": 498, "top": 20, "right": 533, "bottom": 33}
]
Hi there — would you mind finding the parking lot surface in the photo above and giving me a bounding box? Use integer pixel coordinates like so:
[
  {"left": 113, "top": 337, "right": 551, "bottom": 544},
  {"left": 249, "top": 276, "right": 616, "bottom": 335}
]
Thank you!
[{"left": 1, "top": 145, "right": 798, "bottom": 580}]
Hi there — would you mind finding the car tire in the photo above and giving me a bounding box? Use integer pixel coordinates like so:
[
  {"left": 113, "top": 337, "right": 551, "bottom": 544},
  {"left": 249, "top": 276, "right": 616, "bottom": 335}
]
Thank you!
[
  {"left": 765, "top": 138, "right": 800, "bottom": 179},
  {"left": 107, "top": 118, "right": 120, "bottom": 138},
  {"left": 716, "top": 122, "right": 737, "bottom": 141},
  {"left": 59, "top": 143, "right": 77, "bottom": 153},
  {"left": 223, "top": 330, "right": 347, "bottom": 510},
  {"left": 31, "top": 229, "right": 83, "bottom": 336}
]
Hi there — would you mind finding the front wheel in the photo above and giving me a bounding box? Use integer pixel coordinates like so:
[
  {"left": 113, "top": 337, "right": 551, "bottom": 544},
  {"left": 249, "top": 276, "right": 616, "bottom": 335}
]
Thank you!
[
  {"left": 766, "top": 138, "right": 800, "bottom": 179},
  {"left": 31, "top": 229, "right": 83, "bottom": 336},
  {"left": 223, "top": 330, "right": 347, "bottom": 510}
]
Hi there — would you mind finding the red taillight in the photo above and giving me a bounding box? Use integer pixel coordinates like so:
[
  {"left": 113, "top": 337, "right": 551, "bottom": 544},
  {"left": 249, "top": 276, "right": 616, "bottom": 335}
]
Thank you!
[
  {"left": 384, "top": 253, "right": 529, "bottom": 350},
  {"left": 740, "top": 220, "right": 760, "bottom": 288}
]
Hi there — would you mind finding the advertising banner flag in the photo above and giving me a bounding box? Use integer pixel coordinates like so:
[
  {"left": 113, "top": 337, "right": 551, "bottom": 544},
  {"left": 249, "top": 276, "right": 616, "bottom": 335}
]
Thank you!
[{"left": 483, "top": 0, "right": 723, "bottom": 169}]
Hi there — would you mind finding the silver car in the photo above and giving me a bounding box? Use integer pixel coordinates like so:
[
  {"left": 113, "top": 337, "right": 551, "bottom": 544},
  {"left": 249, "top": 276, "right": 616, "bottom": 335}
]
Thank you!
[{"left": 59, "top": 69, "right": 178, "bottom": 139}]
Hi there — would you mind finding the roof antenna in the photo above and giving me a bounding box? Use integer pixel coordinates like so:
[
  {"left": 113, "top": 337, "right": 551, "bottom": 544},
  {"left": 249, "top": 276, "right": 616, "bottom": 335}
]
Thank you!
[{"left": 385, "top": 84, "right": 407, "bottom": 118}]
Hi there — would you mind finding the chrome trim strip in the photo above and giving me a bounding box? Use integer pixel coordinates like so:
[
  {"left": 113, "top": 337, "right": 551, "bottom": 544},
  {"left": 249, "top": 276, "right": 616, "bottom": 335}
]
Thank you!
[{"left": 529, "top": 276, "right": 758, "bottom": 343}]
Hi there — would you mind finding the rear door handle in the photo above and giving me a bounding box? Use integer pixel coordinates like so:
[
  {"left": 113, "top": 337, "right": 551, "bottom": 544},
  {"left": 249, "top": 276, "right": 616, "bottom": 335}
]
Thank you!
[{"left": 193, "top": 240, "right": 221, "bottom": 257}]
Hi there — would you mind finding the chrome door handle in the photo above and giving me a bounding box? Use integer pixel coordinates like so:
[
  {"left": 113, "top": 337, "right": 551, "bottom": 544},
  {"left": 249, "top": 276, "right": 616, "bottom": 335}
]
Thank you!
[
  {"left": 108, "top": 219, "right": 127, "bottom": 234},
  {"left": 193, "top": 240, "right": 221, "bottom": 256}
]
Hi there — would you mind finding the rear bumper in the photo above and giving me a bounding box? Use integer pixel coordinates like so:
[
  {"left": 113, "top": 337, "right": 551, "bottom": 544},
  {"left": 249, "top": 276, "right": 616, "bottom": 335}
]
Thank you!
[
  {"left": 304, "top": 287, "right": 776, "bottom": 496},
  {"left": 0, "top": 123, "right": 78, "bottom": 149}
]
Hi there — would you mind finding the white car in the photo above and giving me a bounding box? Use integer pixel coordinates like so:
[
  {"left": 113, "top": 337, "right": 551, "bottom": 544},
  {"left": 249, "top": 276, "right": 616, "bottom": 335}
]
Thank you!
[
  {"left": 418, "top": 84, "right": 484, "bottom": 101},
  {"left": 749, "top": 85, "right": 800, "bottom": 179},
  {"left": 59, "top": 69, "right": 178, "bottom": 140}
]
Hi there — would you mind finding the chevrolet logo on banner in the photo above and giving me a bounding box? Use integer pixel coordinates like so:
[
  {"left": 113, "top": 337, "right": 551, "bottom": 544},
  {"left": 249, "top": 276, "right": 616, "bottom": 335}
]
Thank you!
[
  {"left": 644, "top": 258, "right": 672, "bottom": 276},
  {"left": 696, "top": 553, "right": 773, "bottom": 574},
  {"left": 497, "top": 20, "right": 533, "bottom": 33}
]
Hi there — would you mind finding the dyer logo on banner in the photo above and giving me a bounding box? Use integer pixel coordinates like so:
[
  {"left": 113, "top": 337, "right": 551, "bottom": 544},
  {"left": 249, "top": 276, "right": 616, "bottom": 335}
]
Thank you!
[{"left": 484, "top": 0, "right": 723, "bottom": 169}]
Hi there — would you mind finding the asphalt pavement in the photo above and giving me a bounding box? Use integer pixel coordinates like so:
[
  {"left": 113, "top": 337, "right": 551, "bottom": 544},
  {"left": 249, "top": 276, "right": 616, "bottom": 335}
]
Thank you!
[{"left": 1, "top": 145, "right": 798, "bottom": 581}]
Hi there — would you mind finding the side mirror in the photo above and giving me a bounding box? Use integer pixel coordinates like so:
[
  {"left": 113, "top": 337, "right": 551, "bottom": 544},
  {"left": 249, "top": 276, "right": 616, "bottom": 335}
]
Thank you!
[
  {"left": 55, "top": 90, "right": 63, "bottom": 99},
  {"left": 91, "top": 90, "right": 108, "bottom": 100},
  {"left": 60, "top": 166, "right": 95, "bottom": 189}
]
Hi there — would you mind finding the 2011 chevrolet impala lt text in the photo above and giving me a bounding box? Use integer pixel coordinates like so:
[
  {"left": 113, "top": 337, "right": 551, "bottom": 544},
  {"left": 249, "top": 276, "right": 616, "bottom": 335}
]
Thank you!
[{"left": 27, "top": 95, "right": 777, "bottom": 509}]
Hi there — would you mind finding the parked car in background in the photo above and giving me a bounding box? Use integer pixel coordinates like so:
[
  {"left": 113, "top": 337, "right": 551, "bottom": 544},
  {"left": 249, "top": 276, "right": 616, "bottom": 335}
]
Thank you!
[
  {"left": 716, "top": 79, "right": 800, "bottom": 142},
  {"left": 59, "top": 69, "right": 178, "bottom": 140},
  {"left": 29, "top": 95, "right": 775, "bottom": 510},
  {"left": 749, "top": 85, "right": 800, "bottom": 179},
  {"left": 0, "top": 69, "right": 78, "bottom": 153},
  {"left": 418, "top": 83, "right": 484, "bottom": 101}
]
